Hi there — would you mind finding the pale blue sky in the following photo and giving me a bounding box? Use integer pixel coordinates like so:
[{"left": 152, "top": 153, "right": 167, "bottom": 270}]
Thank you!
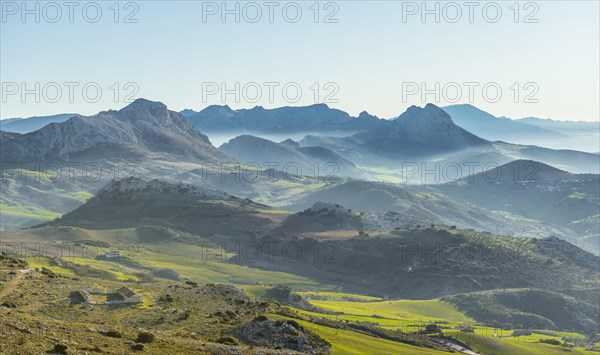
[{"left": 1, "top": 1, "right": 599, "bottom": 121}]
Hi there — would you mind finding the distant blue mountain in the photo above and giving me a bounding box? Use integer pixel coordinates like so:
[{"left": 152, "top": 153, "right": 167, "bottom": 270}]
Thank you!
[
  {"left": 0, "top": 118, "right": 22, "bottom": 126},
  {"left": 180, "top": 104, "right": 383, "bottom": 133},
  {"left": 219, "top": 135, "right": 359, "bottom": 176},
  {"left": 0, "top": 113, "right": 78, "bottom": 133},
  {"left": 443, "top": 104, "right": 599, "bottom": 152},
  {"left": 516, "top": 116, "right": 599, "bottom": 133},
  {"left": 358, "top": 103, "right": 491, "bottom": 157},
  {"left": 442, "top": 104, "right": 565, "bottom": 141}
]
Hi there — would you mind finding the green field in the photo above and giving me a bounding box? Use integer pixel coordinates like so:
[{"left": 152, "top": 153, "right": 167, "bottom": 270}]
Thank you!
[
  {"left": 309, "top": 298, "right": 475, "bottom": 325},
  {"left": 0, "top": 195, "right": 62, "bottom": 220},
  {"left": 292, "top": 292, "right": 598, "bottom": 354},
  {"left": 269, "top": 314, "right": 447, "bottom": 355},
  {"left": 298, "top": 290, "right": 382, "bottom": 302},
  {"left": 445, "top": 328, "right": 596, "bottom": 355}
]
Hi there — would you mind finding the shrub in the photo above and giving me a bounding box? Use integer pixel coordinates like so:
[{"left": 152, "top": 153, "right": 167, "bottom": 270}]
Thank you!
[
  {"left": 131, "top": 343, "right": 145, "bottom": 351},
  {"left": 53, "top": 344, "right": 68, "bottom": 354},
  {"left": 136, "top": 331, "right": 156, "bottom": 343},
  {"left": 159, "top": 294, "right": 174, "bottom": 302},
  {"left": 425, "top": 323, "right": 440, "bottom": 333},
  {"left": 216, "top": 336, "right": 239, "bottom": 345},
  {"left": 539, "top": 339, "right": 561, "bottom": 346},
  {"left": 254, "top": 315, "right": 268, "bottom": 322}
]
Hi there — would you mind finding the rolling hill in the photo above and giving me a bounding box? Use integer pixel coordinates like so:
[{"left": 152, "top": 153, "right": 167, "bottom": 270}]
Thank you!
[
  {"left": 43, "top": 177, "right": 285, "bottom": 239},
  {"left": 219, "top": 135, "right": 360, "bottom": 177},
  {"left": 279, "top": 179, "right": 579, "bottom": 242},
  {"left": 435, "top": 160, "right": 600, "bottom": 252},
  {"left": 28, "top": 177, "right": 598, "bottom": 300}
]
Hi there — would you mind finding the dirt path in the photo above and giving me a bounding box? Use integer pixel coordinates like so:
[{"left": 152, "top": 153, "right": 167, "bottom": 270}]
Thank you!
[{"left": 0, "top": 273, "right": 25, "bottom": 298}]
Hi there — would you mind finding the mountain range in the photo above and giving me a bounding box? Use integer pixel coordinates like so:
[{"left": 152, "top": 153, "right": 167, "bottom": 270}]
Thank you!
[
  {"left": 2, "top": 98, "right": 599, "bottom": 352},
  {"left": 5, "top": 102, "right": 597, "bottom": 153},
  {"left": 6, "top": 99, "right": 596, "bottom": 177},
  {"left": 181, "top": 103, "right": 382, "bottom": 134},
  {"left": 298, "top": 105, "right": 598, "bottom": 174},
  {"left": 1, "top": 98, "right": 598, "bottom": 253}
]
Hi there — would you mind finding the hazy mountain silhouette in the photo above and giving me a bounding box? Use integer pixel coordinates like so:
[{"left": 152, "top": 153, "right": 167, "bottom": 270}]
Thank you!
[
  {"left": 219, "top": 135, "right": 359, "bottom": 177},
  {"left": 0, "top": 113, "right": 78, "bottom": 133},
  {"left": 182, "top": 103, "right": 382, "bottom": 133},
  {"left": 443, "top": 104, "right": 598, "bottom": 152}
]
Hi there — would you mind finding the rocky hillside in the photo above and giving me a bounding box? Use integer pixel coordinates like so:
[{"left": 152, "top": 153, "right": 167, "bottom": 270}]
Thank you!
[
  {"left": 0, "top": 99, "right": 230, "bottom": 163},
  {"left": 44, "top": 177, "right": 285, "bottom": 238}
]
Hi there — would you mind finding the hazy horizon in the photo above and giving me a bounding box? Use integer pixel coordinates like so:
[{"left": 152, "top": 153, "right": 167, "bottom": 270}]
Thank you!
[{"left": 2, "top": 100, "right": 599, "bottom": 124}]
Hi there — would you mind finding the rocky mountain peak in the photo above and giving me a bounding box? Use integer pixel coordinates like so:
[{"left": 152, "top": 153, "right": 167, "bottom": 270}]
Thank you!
[
  {"left": 201, "top": 105, "right": 236, "bottom": 117},
  {"left": 105, "top": 98, "right": 214, "bottom": 145},
  {"left": 124, "top": 98, "right": 167, "bottom": 111},
  {"left": 280, "top": 138, "right": 300, "bottom": 148},
  {"left": 358, "top": 111, "right": 379, "bottom": 120},
  {"left": 397, "top": 103, "right": 455, "bottom": 127},
  {"left": 115, "top": 99, "right": 174, "bottom": 123}
]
